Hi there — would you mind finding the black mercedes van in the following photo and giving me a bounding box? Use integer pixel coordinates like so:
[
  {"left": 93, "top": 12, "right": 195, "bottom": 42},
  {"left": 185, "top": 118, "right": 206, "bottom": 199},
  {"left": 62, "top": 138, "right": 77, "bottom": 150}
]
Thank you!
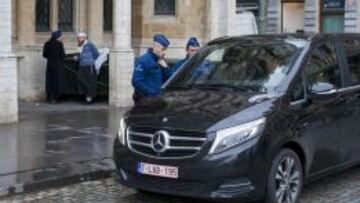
[{"left": 113, "top": 34, "right": 360, "bottom": 203}]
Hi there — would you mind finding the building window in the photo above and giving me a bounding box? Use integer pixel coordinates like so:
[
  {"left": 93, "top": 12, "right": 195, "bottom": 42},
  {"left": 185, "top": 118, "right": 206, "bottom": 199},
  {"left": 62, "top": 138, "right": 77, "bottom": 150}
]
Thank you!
[
  {"left": 36, "top": 0, "right": 51, "bottom": 32},
  {"left": 58, "top": 0, "right": 74, "bottom": 31},
  {"left": 154, "top": 0, "right": 176, "bottom": 16},
  {"left": 323, "top": 0, "right": 345, "bottom": 10},
  {"left": 103, "top": 0, "right": 113, "bottom": 31},
  {"left": 236, "top": 0, "right": 259, "bottom": 16},
  {"left": 321, "top": 0, "right": 345, "bottom": 33}
]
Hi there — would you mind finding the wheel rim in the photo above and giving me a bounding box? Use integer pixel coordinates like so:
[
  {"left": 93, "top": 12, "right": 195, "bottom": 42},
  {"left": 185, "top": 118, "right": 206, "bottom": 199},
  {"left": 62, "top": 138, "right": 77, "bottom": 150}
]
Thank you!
[{"left": 275, "top": 156, "right": 301, "bottom": 203}]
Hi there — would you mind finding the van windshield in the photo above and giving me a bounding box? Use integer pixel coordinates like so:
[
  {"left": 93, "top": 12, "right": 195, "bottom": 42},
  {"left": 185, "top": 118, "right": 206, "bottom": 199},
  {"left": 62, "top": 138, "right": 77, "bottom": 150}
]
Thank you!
[{"left": 166, "top": 39, "right": 305, "bottom": 93}]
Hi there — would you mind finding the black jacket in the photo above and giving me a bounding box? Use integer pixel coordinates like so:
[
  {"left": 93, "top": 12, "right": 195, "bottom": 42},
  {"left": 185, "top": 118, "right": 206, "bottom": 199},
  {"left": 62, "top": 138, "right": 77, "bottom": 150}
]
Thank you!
[{"left": 43, "top": 38, "right": 66, "bottom": 97}]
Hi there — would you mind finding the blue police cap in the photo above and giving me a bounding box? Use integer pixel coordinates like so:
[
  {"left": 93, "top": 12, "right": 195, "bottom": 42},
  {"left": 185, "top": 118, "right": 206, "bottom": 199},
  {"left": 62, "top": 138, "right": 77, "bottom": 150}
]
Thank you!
[
  {"left": 153, "top": 34, "right": 170, "bottom": 48},
  {"left": 186, "top": 37, "right": 200, "bottom": 49}
]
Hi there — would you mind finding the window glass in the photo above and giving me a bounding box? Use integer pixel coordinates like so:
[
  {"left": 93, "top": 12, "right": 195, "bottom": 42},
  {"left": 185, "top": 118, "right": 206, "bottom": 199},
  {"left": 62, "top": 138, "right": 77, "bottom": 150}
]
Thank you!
[
  {"left": 321, "top": 0, "right": 345, "bottom": 33},
  {"left": 167, "top": 39, "right": 304, "bottom": 93},
  {"left": 58, "top": 0, "right": 74, "bottom": 31},
  {"left": 291, "top": 76, "right": 305, "bottom": 101},
  {"left": 154, "top": 0, "right": 176, "bottom": 16},
  {"left": 341, "top": 38, "right": 360, "bottom": 85},
  {"left": 36, "top": 0, "right": 50, "bottom": 32},
  {"left": 305, "top": 42, "right": 341, "bottom": 90},
  {"left": 103, "top": 0, "right": 113, "bottom": 31}
]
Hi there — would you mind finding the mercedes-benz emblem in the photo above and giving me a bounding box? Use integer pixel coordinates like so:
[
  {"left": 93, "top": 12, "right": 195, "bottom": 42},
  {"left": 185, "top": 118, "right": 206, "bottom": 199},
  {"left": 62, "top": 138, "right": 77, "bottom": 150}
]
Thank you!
[{"left": 151, "top": 130, "right": 170, "bottom": 153}]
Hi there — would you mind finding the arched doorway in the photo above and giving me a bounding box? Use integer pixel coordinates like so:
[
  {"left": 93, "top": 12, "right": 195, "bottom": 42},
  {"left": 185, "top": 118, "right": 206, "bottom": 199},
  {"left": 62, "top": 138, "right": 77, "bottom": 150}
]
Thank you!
[{"left": 281, "top": 0, "right": 305, "bottom": 33}]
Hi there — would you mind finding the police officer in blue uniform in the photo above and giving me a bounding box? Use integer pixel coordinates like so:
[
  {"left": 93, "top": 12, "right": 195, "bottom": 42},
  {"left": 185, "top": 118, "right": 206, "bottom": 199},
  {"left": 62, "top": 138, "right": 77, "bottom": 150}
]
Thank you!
[
  {"left": 171, "top": 37, "right": 201, "bottom": 75},
  {"left": 132, "top": 34, "right": 171, "bottom": 104}
]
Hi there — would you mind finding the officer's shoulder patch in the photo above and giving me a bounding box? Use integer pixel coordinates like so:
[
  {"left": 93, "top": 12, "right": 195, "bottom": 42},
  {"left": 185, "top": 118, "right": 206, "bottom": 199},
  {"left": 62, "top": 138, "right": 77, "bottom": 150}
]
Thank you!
[{"left": 135, "top": 63, "right": 144, "bottom": 71}]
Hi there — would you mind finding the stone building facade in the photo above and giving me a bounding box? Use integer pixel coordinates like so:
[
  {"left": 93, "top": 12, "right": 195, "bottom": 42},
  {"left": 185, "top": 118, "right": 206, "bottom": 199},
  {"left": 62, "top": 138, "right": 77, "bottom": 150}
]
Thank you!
[
  {"left": 9, "top": 0, "right": 360, "bottom": 124},
  {"left": 0, "top": 0, "right": 265, "bottom": 123},
  {"left": 266, "top": 0, "right": 360, "bottom": 34}
]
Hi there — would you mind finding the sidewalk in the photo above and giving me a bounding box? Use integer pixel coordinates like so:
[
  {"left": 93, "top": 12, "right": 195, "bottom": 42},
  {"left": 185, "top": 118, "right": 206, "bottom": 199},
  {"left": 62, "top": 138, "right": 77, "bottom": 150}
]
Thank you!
[{"left": 0, "top": 102, "right": 126, "bottom": 197}]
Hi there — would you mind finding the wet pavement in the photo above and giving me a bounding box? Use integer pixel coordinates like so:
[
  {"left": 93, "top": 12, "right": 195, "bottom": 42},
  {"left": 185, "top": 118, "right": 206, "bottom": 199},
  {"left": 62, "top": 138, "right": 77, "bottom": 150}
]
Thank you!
[
  {"left": 0, "top": 102, "right": 126, "bottom": 196},
  {"left": 2, "top": 165, "right": 360, "bottom": 203},
  {"left": 1, "top": 102, "right": 360, "bottom": 202}
]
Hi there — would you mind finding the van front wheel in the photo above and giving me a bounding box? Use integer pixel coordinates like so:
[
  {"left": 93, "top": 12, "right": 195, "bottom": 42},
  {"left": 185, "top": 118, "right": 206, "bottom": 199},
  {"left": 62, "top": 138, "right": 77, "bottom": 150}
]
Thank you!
[{"left": 265, "top": 149, "right": 303, "bottom": 203}]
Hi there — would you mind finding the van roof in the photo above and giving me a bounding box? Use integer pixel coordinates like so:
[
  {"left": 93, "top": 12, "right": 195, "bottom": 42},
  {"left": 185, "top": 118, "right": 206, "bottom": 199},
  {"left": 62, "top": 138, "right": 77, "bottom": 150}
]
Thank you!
[{"left": 207, "top": 33, "right": 360, "bottom": 46}]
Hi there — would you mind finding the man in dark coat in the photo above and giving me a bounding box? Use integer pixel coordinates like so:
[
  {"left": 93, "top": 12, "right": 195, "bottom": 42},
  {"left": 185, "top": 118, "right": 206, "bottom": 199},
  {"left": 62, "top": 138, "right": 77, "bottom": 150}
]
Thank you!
[
  {"left": 132, "top": 34, "right": 171, "bottom": 104},
  {"left": 42, "top": 30, "right": 66, "bottom": 103}
]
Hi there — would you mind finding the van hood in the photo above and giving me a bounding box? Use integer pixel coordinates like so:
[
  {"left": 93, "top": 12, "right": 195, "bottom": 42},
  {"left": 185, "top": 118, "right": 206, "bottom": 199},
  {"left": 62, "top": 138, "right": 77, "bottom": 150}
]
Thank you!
[{"left": 126, "top": 90, "right": 279, "bottom": 132}]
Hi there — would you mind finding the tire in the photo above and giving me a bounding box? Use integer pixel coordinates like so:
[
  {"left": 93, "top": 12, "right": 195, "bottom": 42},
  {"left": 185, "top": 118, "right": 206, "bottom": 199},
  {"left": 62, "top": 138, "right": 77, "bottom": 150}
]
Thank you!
[
  {"left": 135, "top": 189, "right": 154, "bottom": 195},
  {"left": 136, "top": 189, "right": 150, "bottom": 193},
  {"left": 265, "top": 149, "right": 304, "bottom": 203}
]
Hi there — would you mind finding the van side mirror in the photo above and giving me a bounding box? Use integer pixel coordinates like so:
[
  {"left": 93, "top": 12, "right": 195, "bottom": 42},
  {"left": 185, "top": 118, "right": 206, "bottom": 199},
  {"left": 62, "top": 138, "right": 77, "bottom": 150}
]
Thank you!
[{"left": 310, "top": 82, "right": 337, "bottom": 96}]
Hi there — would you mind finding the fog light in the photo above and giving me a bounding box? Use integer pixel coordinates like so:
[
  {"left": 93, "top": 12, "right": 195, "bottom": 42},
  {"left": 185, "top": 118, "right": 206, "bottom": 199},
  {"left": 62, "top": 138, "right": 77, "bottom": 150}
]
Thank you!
[{"left": 219, "top": 178, "right": 254, "bottom": 193}]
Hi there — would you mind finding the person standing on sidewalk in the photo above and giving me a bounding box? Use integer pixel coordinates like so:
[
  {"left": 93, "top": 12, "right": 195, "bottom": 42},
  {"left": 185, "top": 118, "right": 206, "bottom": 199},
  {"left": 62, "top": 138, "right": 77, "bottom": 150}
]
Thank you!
[
  {"left": 132, "top": 34, "right": 171, "bottom": 104},
  {"left": 77, "top": 32, "right": 99, "bottom": 104},
  {"left": 42, "top": 30, "right": 66, "bottom": 103}
]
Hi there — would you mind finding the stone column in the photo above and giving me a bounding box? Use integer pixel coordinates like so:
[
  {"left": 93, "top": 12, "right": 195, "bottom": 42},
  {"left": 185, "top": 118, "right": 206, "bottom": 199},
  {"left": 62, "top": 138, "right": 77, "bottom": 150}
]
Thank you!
[
  {"left": 266, "top": 0, "right": 280, "bottom": 33},
  {"left": 17, "top": 0, "right": 36, "bottom": 46},
  {"left": 207, "top": 0, "right": 218, "bottom": 40},
  {"left": 88, "top": 0, "right": 104, "bottom": 45},
  {"left": 0, "top": 0, "right": 18, "bottom": 123},
  {"left": 109, "top": 0, "right": 135, "bottom": 107},
  {"left": 345, "top": 0, "right": 357, "bottom": 33},
  {"left": 208, "top": 0, "right": 231, "bottom": 39},
  {"left": 259, "top": 0, "right": 267, "bottom": 34},
  {"left": 50, "top": 0, "right": 59, "bottom": 31},
  {"left": 304, "top": 0, "right": 319, "bottom": 33}
]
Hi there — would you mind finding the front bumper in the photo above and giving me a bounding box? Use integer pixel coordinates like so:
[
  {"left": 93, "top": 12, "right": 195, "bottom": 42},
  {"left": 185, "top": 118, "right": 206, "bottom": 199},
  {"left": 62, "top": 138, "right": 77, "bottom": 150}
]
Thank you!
[{"left": 113, "top": 137, "right": 267, "bottom": 201}]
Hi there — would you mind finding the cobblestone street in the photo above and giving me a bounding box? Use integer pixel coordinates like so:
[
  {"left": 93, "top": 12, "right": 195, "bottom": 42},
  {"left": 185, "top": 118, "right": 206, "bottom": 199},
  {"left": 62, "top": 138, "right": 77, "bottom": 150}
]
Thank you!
[{"left": 1, "top": 166, "right": 359, "bottom": 203}]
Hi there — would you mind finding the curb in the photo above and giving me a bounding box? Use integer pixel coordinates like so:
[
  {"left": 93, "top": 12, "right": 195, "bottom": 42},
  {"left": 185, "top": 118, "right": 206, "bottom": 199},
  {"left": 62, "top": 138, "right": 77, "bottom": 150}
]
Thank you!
[{"left": 0, "top": 158, "right": 115, "bottom": 198}]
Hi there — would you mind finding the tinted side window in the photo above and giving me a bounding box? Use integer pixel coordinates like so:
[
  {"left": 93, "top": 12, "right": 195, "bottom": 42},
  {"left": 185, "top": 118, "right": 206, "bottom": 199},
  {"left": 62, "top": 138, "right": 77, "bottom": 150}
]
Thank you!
[
  {"left": 341, "top": 38, "right": 360, "bottom": 85},
  {"left": 305, "top": 42, "right": 341, "bottom": 90}
]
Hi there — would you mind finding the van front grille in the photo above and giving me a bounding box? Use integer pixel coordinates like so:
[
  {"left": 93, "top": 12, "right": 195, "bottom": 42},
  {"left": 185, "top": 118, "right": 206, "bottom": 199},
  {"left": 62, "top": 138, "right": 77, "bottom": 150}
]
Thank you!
[{"left": 127, "top": 126, "right": 207, "bottom": 159}]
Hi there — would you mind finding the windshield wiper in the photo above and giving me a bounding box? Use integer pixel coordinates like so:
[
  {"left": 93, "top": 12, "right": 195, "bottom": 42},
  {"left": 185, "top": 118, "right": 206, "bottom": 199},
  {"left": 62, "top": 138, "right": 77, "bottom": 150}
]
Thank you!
[
  {"left": 168, "top": 83, "right": 260, "bottom": 93},
  {"left": 166, "top": 85, "right": 192, "bottom": 90},
  {"left": 190, "top": 83, "right": 251, "bottom": 92}
]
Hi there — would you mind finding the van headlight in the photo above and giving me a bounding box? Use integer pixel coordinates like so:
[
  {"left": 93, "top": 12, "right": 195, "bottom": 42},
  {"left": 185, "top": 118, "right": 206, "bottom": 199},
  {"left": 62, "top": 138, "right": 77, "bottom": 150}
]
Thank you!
[
  {"left": 118, "top": 117, "right": 127, "bottom": 146},
  {"left": 209, "top": 118, "right": 266, "bottom": 154}
]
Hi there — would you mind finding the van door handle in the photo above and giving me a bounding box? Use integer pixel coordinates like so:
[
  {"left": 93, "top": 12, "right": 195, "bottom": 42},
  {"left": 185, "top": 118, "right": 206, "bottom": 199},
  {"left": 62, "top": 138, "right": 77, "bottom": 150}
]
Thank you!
[
  {"left": 346, "top": 96, "right": 357, "bottom": 103},
  {"left": 339, "top": 96, "right": 355, "bottom": 103},
  {"left": 339, "top": 96, "right": 348, "bottom": 103}
]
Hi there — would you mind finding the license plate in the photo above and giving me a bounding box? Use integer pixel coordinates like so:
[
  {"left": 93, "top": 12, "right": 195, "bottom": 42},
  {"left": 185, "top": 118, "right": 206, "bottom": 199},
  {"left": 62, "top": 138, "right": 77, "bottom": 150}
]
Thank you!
[{"left": 137, "top": 163, "right": 178, "bottom": 179}]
